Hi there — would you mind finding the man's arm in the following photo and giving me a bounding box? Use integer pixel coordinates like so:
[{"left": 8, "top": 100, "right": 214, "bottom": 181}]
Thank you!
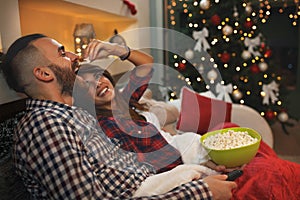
[
  {"left": 16, "top": 113, "right": 109, "bottom": 199},
  {"left": 15, "top": 110, "right": 230, "bottom": 199}
]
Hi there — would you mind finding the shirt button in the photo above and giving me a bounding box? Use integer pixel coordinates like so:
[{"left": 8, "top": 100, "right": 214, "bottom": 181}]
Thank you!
[{"left": 138, "top": 131, "right": 142, "bottom": 134}]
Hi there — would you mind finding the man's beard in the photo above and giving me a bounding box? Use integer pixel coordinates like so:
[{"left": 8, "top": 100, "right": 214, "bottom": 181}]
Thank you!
[{"left": 47, "top": 64, "right": 76, "bottom": 95}]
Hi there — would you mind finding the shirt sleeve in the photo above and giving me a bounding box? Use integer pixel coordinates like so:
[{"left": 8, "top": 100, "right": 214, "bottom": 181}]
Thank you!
[
  {"left": 133, "top": 180, "right": 213, "bottom": 200},
  {"left": 18, "top": 112, "right": 111, "bottom": 199},
  {"left": 121, "top": 68, "right": 154, "bottom": 103}
]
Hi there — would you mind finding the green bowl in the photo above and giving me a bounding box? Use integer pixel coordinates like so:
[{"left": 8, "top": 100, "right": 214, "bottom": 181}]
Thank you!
[{"left": 200, "top": 127, "right": 261, "bottom": 167}]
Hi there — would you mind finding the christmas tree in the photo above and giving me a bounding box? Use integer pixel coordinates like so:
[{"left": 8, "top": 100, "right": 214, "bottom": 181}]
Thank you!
[{"left": 164, "top": 0, "right": 297, "bottom": 132}]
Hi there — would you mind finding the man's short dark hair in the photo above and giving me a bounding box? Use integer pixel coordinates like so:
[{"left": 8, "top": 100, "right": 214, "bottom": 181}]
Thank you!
[{"left": 0, "top": 34, "right": 46, "bottom": 91}]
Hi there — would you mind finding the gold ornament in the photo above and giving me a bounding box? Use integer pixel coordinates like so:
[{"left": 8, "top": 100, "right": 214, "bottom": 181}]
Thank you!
[
  {"left": 232, "top": 89, "right": 243, "bottom": 100},
  {"left": 222, "top": 25, "right": 233, "bottom": 36},
  {"left": 200, "top": 0, "right": 210, "bottom": 10},
  {"left": 278, "top": 112, "right": 289, "bottom": 122}
]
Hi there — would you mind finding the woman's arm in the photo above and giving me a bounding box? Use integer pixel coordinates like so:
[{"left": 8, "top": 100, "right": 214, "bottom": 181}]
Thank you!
[
  {"left": 84, "top": 40, "right": 153, "bottom": 77},
  {"left": 126, "top": 48, "right": 153, "bottom": 77}
]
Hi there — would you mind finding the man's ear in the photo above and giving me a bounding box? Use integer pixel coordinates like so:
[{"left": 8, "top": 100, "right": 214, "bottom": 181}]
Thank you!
[{"left": 33, "top": 67, "right": 54, "bottom": 82}]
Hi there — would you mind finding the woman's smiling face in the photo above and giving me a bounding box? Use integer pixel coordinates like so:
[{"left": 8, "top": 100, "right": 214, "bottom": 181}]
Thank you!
[{"left": 80, "top": 71, "right": 115, "bottom": 108}]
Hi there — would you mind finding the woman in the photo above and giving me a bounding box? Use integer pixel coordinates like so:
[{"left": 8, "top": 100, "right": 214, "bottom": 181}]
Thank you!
[
  {"left": 75, "top": 40, "right": 187, "bottom": 173},
  {"left": 76, "top": 41, "right": 300, "bottom": 200}
]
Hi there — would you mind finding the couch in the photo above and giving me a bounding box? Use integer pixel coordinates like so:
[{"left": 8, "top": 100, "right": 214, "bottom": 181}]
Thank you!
[
  {"left": 0, "top": 88, "right": 274, "bottom": 199},
  {"left": 166, "top": 89, "right": 274, "bottom": 149},
  {"left": 0, "top": 99, "right": 30, "bottom": 199}
]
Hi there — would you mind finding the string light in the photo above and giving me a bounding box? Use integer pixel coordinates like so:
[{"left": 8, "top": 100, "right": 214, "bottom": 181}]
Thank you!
[
  {"left": 165, "top": 0, "right": 293, "bottom": 122},
  {"left": 167, "top": 0, "right": 299, "bottom": 29},
  {"left": 278, "top": 0, "right": 300, "bottom": 26}
]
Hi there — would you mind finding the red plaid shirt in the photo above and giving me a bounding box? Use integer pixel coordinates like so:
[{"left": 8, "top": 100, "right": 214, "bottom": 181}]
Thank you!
[{"left": 97, "top": 68, "right": 183, "bottom": 173}]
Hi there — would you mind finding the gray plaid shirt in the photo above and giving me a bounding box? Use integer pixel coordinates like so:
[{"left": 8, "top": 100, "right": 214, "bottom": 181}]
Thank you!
[{"left": 13, "top": 99, "right": 212, "bottom": 199}]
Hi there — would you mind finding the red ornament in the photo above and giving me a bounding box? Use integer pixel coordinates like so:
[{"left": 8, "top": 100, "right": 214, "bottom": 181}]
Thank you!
[
  {"left": 220, "top": 52, "right": 231, "bottom": 63},
  {"left": 244, "top": 20, "right": 253, "bottom": 29},
  {"left": 260, "top": 42, "right": 266, "bottom": 50},
  {"left": 265, "top": 110, "right": 275, "bottom": 120},
  {"left": 250, "top": 64, "right": 260, "bottom": 73},
  {"left": 178, "top": 62, "right": 186, "bottom": 70},
  {"left": 123, "top": 0, "right": 137, "bottom": 15},
  {"left": 264, "top": 49, "right": 272, "bottom": 58},
  {"left": 211, "top": 14, "right": 221, "bottom": 26}
]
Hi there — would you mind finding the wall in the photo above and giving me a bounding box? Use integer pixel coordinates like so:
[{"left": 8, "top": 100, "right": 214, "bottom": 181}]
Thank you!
[
  {"left": 18, "top": 0, "right": 138, "bottom": 51},
  {"left": 0, "top": 0, "right": 25, "bottom": 104},
  {"left": 0, "top": 0, "right": 160, "bottom": 104}
]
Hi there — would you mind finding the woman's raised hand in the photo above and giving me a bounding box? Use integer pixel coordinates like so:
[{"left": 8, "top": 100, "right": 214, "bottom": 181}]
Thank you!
[{"left": 84, "top": 40, "right": 127, "bottom": 61}]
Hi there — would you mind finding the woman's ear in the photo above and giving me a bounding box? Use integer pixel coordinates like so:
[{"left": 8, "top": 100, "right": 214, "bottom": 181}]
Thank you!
[{"left": 33, "top": 67, "right": 54, "bottom": 82}]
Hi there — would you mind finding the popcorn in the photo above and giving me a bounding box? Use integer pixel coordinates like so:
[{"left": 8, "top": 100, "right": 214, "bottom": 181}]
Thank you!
[{"left": 203, "top": 130, "right": 258, "bottom": 150}]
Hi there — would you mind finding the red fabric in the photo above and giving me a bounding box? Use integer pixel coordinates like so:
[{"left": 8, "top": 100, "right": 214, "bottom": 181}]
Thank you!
[
  {"left": 232, "top": 141, "right": 300, "bottom": 200},
  {"left": 97, "top": 69, "right": 183, "bottom": 173},
  {"left": 176, "top": 87, "right": 232, "bottom": 135},
  {"left": 123, "top": 0, "right": 137, "bottom": 15}
]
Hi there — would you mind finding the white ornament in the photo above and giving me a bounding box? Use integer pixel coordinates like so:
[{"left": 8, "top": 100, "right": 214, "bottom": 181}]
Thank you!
[
  {"left": 232, "top": 89, "right": 243, "bottom": 100},
  {"left": 262, "top": 81, "right": 279, "bottom": 105},
  {"left": 200, "top": 0, "right": 210, "bottom": 10},
  {"left": 185, "top": 49, "right": 194, "bottom": 60},
  {"left": 193, "top": 27, "right": 210, "bottom": 52},
  {"left": 241, "top": 50, "right": 252, "bottom": 60},
  {"left": 233, "top": 6, "right": 239, "bottom": 18},
  {"left": 233, "top": 11, "right": 239, "bottom": 18},
  {"left": 198, "top": 64, "right": 205, "bottom": 74},
  {"left": 222, "top": 25, "right": 233, "bottom": 36},
  {"left": 245, "top": 4, "right": 253, "bottom": 14},
  {"left": 207, "top": 69, "right": 218, "bottom": 81},
  {"left": 278, "top": 112, "right": 289, "bottom": 122},
  {"left": 244, "top": 34, "right": 262, "bottom": 57},
  {"left": 258, "top": 62, "right": 268, "bottom": 72},
  {"left": 216, "top": 83, "right": 233, "bottom": 102}
]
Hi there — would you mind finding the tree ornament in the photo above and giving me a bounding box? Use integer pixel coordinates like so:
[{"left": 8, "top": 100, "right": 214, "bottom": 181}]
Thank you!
[
  {"left": 211, "top": 14, "right": 221, "bottom": 26},
  {"left": 250, "top": 64, "right": 260, "bottom": 74},
  {"left": 193, "top": 28, "right": 210, "bottom": 52},
  {"left": 241, "top": 50, "right": 252, "bottom": 60},
  {"left": 178, "top": 62, "right": 186, "bottom": 70},
  {"left": 278, "top": 111, "right": 289, "bottom": 122},
  {"left": 244, "top": 34, "right": 262, "bottom": 57},
  {"left": 260, "top": 42, "right": 266, "bottom": 50},
  {"left": 185, "top": 49, "right": 194, "bottom": 60},
  {"left": 245, "top": 4, "right": 253, "bottom": 14},
  {"left": 262, "top": 81, "right": 279, "bottom": 105},
  {"left": 233, "top": 6, "right": 239, "bottom": 18},
  {"left": 199, "top": 0, "right": 210, "bottom": 10},
  {"left": 232, "top": 89, "right": 243, "bottom": 101},
  {"left": 207, "top": 69, "right": 218, "bottom": 81},
  {"left": 123, "top": 0, "right": 137, "bottom": 15},
  {"left": 198, "top": 64, "right": 205, "bottom": 74},
  {"left": 258, "top": 62, "right": 268, "bottom": 72},
  {"left": 222, "top": 25, "right": 233, "bottom": 36},
  {"left": 216, "top": 83, "right": 233, "bottom": 102},
  {"left": 244, "top": 20, "right": 253, "bottom": 29},
  {"left": 264, "top": 49, "right": 272, "bottom": 58},
  {"left": 220, "top": 52, "right": 231, "bottom": 63},
  {"left": 265, "top": 110, "right": 275, "bottom": 120}
]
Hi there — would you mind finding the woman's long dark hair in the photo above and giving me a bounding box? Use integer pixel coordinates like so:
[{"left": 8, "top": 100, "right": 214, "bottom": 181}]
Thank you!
[{"left": 76, "top": 64, "right": 147, "bottom": 121}]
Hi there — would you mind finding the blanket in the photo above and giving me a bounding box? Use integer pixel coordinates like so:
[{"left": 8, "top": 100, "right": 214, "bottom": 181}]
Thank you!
[{"left": 232, "top": 141, "right": 300, "bottom": 200}]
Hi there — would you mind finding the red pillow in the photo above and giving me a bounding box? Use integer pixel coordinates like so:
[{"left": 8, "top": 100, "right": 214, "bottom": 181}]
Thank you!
[{"left": 176, "top": 87, "right": 232, "bottom": 135}]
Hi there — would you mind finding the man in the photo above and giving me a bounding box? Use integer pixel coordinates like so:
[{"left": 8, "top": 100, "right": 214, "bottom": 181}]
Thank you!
[{"left": 1, "top": 34, "right": 236, "bottom": 199}]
